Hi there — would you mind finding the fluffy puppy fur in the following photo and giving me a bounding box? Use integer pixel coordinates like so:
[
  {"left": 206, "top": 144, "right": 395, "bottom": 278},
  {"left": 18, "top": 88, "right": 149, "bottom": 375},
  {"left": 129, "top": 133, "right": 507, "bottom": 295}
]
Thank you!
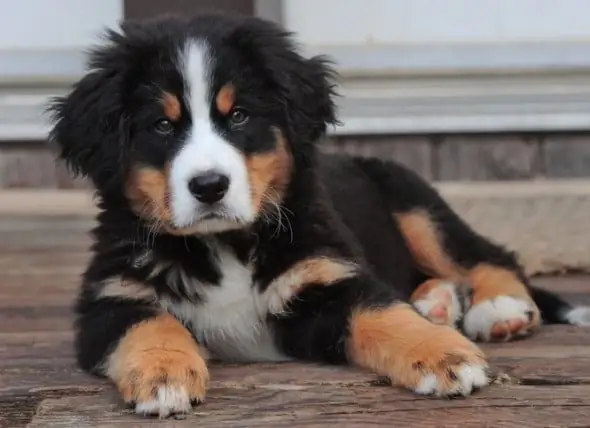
[{"left": 48, "top": 13, "right": 590, "bottom": 418}]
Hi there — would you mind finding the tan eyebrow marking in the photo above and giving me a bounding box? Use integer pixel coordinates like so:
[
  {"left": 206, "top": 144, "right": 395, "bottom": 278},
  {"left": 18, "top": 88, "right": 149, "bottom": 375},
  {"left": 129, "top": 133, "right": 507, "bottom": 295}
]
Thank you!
[
  {"left": 160, "top": 92, "right": 181, "bottom": 122},
  {"left": 215, "top": 83, "right": 235, "bottom": 115}
]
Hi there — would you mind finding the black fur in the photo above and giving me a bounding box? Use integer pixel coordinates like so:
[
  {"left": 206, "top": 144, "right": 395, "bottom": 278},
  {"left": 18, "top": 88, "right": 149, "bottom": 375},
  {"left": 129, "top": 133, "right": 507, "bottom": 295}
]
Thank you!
[{"left": 273, "top": 274, "right": 400, "bottom": 364}]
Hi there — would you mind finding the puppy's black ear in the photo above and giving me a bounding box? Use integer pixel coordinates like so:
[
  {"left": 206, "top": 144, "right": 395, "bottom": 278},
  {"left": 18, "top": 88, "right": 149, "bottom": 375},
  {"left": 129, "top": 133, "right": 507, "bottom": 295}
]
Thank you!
[
  {"left": 47, "top": 63, "right": 128, "bottom": 191},
  {"left": 288, "top": 53, "right": 340, "bottom": 141},
  {"left": 228, "top": 17, "right": 340, "bottom": 143}
]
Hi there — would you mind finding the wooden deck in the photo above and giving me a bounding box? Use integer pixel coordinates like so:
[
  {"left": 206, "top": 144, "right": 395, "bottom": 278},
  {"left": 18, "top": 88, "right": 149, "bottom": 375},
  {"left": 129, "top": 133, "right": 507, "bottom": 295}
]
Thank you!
[{"left": 1, "top": 210, "right": 590, "bottom": 427}]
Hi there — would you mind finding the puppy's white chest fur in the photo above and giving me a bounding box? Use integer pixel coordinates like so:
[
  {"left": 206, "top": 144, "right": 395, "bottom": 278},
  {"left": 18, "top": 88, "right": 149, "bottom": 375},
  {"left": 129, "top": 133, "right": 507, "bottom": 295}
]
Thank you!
[{"left": 160, "top": 247, "right": 288, "bottom": 362}]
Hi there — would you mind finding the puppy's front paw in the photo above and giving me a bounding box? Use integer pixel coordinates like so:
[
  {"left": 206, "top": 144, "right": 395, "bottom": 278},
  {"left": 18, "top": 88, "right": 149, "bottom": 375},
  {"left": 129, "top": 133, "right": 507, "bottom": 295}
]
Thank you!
[
  {"left": 408, "top": 335, "right": 489, "bottom": 397},
  {"left": 106, "top": 314, "right": 209, "bottom": 418},
  {"left": 349, "top": 304, "right": 489, "bottom": 398},
  {"left": 118, "top": 350, "right": 208, "bottom": 418}
]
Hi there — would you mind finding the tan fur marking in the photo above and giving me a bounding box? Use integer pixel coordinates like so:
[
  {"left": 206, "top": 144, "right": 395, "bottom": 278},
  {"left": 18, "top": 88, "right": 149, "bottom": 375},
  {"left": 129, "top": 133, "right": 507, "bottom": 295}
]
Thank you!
[
  {"left": 348, "top": 304, "right": 486, "bottom": 391},
  {"left": 468, "top": 264, "right": 533, "bottom": 303},
  {"left": 99, "top": 278, "right": 157, "bottom": 301},
  {"left": 106, "top": 313, "right": 208, "bottom": 404},
  {"left": 215, "top": 83, "right": 235, "bottom": 115},
  {"left": 395, "top": 210, "right": 458, "bottom": 279},
  {"left": 125, "top": 165, "right": 171, "bottom": 223},
  {"left": 161, "top": 92, "right": 181, "bottom": 122},
  {"left": 264, "top": 258, "right": 358, "bottom": 313},
  {"left": 245, "top": 129, "right": 292, "bottom": 213}
]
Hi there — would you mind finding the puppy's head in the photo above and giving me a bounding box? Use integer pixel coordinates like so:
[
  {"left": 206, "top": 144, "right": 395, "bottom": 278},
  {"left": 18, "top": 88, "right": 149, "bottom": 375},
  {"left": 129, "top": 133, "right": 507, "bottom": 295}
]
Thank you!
[{"left": 48, "top": 14, "right": 337, "bottom": 235}]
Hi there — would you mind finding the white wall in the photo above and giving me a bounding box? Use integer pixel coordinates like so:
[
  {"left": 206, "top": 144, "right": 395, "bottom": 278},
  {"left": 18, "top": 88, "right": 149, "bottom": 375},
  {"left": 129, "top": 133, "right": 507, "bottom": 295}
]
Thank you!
[
  {"left": 0, "top": 0, "right": 123, "bottom": 50},
  {"left": 284, "top": 0, "right": 590, "bottom": 46}
]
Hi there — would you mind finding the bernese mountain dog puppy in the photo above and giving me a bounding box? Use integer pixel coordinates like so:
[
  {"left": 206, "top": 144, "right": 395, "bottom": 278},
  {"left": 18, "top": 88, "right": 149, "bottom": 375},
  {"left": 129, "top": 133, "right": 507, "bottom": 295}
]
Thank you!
[{"left": 48, "top": 13, "right": 590, "bottom": 418}]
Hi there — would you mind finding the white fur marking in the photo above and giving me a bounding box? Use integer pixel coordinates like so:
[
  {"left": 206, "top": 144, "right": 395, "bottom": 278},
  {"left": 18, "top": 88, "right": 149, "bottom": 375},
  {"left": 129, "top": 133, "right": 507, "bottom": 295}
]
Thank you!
[
  {"left": 463, "top": 296, "right": 532, "bottom": 341},
  {"left": 415, "top": 374, "right": 438, "bottom": 395},
  {"left": 135, "top": 385, "right": 191, "bottom": 418},
  {"left": 98, "top": 278, "right": 156, "bottom": 301},
  {"left": 132, "top": 250, "right": 153, "bottom": 269},
  {"left": 160, "top": 245, "right": 287, "bottom": 362},
  {"left": 451, "top": 364, "right": 489, "bottom": 395},
  {"left": 565, "top": 306, "right": 590, "bottom": 326},
  {"left": 263, "top": 279, "right": 300, "bottom": 315},
  {"left": 169, "top": 41, "right": 253, "bottom": 232},
  {"left": 414, "top": 363, "right": 488, "bottom": 397},
  {"left": 147, "top": 260, "right": 172, "bottom": 280}
]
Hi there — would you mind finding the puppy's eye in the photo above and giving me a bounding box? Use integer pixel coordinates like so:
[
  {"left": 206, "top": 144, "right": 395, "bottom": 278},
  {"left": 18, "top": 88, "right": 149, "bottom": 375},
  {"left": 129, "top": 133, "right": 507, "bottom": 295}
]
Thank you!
[
  {"left": 228, "top": 108, "right": 249, "bottom": 128},
  {"left": 154, "top": 118, "right": 174, "bottom": 135}
]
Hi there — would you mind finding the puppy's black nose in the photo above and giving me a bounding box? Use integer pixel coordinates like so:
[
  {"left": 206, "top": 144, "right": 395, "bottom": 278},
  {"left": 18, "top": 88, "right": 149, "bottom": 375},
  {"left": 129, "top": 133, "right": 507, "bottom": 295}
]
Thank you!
[{"left": 188, "top": 171, "right": 230, "bottom": 204}]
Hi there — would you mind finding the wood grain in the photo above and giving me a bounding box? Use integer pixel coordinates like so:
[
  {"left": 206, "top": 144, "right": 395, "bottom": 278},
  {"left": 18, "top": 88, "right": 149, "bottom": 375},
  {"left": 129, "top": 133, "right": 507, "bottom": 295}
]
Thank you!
[
  {"left": 323, "top": 136, "right": 433, "bottom": 179},
  {"left": 543, "top": 135, "right": 590, "bottom": 178},
  {"left": 437, "top": 135, "right": 542, "bottom": 181},
  {"left": 24, "top": 385, "right": 590, "bottom": 428}
]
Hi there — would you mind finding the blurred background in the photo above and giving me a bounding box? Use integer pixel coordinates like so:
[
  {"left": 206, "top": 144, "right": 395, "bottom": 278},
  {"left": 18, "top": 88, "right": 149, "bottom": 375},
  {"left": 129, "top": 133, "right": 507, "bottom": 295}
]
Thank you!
[{"left": 1, "top": 0, "right": 589, "bottom": 274}]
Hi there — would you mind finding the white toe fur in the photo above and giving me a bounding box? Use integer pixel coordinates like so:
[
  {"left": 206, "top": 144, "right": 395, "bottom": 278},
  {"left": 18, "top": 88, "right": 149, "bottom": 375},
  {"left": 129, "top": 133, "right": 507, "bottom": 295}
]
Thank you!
[
  {"left": 414, "top": 362, "right": 488, "bottom": 397},
  {"left": 463, "top": 296, "right": 532, "bottom": 341},
  {"left": 565, "top": 306, "right": 590, "bottom": 326},
  {"left": 413, "top": 282, "right": 463, "bottom": 326},
  {"left": 135, "top": 386, "right": 191, "bottom": 418},
  {"left": 414, "top": 374, "right": 438, "bottom": 395},
  {"left": 451, "top": 364, "right": 489, "bottom": 395}
]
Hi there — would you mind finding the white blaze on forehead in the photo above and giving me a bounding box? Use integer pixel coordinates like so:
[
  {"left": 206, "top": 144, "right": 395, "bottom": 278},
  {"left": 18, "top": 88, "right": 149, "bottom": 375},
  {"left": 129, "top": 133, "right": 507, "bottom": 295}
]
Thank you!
[{"left": 169, "top": 40, "right": 253, "bottom": 231}]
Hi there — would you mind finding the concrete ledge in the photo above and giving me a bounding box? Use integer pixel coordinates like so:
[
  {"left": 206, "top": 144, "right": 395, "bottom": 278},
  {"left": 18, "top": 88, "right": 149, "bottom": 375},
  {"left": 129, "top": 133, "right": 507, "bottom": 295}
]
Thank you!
[
  {"left": 1, "top": 180, "right": 589, "bottom": 275},
  {"left": 440, "top": 180, "right": 590, "bottom": 276}
]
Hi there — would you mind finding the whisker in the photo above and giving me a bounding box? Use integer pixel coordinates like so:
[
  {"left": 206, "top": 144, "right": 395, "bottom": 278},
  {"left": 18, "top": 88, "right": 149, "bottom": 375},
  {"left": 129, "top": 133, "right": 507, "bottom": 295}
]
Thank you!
[{"left": 260, "top": 190, "right": 293, "bottom": 242}]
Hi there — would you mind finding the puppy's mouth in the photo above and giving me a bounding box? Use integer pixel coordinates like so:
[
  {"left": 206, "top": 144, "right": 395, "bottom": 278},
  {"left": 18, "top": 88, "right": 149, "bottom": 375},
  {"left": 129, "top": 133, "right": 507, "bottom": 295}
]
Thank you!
[
  {"left": 200, "top": 211, "right": 225, "bottom": 221},
  {"left": 164, "top": 206, "right": 246, "bottom": 235}
]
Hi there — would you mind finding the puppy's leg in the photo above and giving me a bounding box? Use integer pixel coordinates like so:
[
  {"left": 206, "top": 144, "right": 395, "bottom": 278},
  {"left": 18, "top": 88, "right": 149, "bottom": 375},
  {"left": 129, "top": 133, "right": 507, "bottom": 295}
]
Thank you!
[
  {"left": 395, "top": 208, "right": 540, "bottom": 342},
  {"left": 270, "top": 270, "right": 489, "bottom": 397},
  {"left": 76, "top": 279, "right": 208, "bottom": 418},
  {"left": 354, "top": 158, "right": 541, "bottom": 342}
]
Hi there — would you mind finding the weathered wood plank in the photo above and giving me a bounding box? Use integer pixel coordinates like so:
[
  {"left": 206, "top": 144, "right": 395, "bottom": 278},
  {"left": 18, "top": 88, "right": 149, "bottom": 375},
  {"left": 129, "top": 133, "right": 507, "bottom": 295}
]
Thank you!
[
  {"left": 54, "top": 163, "right": 90, "bottom": 189},
  {"left": 24, "top": 384, "right": 590, "bottom": 428},
  {"left": 3, "top": 350, "right": 590, "bottom": 425},
  {"left": 544, "top": 135, "right": 590, "bottom": 178},
  {"left": 0, "top": 149, "right": 89, "bottom": 190},
  {"left": 483, "top": 325, "right": 590, "bottom": 348},
  {"left": 0, "top": 233, "right": 91, "bottom": 252},
  {"left": 493, "top": 357, "right": 590, "bottom": 385},
  {"left": 323, "top": 136, "right": 433, "bottom": 179},
  {"left": 437, "top": 136, "right": 542, "bottom": 181},
  {"left": 4, "top": 354, "right": 590, "bottom": 396},
  {"left": 0, "top": 149, "right": 58, "bottom": 189},
  {"left": 0, "top": 311, "right": 72, "bottom": 334}
]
